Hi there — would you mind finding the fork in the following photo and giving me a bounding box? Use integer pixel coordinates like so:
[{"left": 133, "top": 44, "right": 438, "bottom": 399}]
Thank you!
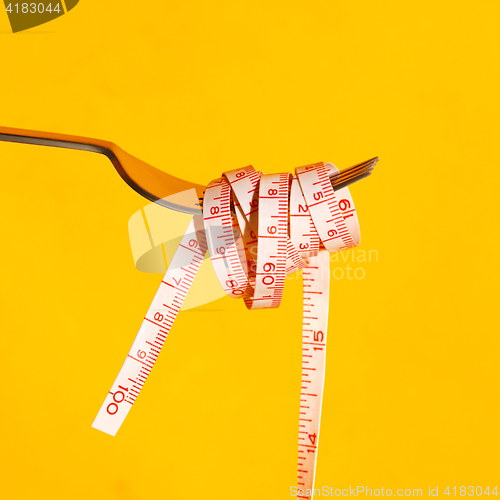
[{"left": 0, "top": 126, "right": 377, "bottom": 214}]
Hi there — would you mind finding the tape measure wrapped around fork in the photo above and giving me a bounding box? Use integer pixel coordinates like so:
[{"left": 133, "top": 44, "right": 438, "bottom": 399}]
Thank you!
[{"left": 92, "top": 161, "right": 361, "bottom": 500}]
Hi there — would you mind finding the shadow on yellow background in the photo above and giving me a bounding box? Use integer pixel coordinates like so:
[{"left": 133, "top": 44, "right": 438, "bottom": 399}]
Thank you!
[{"left": 0, "top": 1, "right": 499, "bottom": 499}]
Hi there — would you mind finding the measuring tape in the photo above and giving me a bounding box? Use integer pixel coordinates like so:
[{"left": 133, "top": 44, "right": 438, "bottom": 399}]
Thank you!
[{"left": 92, "top": 162, "right": 360, "bottom": 498}]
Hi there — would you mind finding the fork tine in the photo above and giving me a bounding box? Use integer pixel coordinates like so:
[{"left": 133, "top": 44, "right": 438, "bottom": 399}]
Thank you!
[
  {"left": 333, "top": 171, "right": 372, "bottom": 191},
  {"left": 329, "top": 156, "right": 378, "bottom": 190},
  {"left": 331, "top": 165, "right": 374, "bottom": 185},
  {"left": 332, "top": 156, "right": 378, "bottom": 175},
  {"left": 333, "top": 164, "right": 374, "bottom": 183},
  {"left": 330, "top": 157, "right": 377, "bottom": 178}
]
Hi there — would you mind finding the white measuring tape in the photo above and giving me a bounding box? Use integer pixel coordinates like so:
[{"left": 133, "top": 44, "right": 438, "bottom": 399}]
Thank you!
[{"left": 92, "top": 162, "right": 360, "bottom": 498}]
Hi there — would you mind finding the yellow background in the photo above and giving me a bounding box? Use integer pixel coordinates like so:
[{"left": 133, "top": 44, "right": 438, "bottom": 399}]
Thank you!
[{"left": 1, "top": 1, "right": 499, "bottom": 499}]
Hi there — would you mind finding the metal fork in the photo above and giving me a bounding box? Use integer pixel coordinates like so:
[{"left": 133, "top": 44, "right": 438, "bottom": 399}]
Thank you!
[{"left": 0, "top": 126, "right": 378, "bottom": 214}]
